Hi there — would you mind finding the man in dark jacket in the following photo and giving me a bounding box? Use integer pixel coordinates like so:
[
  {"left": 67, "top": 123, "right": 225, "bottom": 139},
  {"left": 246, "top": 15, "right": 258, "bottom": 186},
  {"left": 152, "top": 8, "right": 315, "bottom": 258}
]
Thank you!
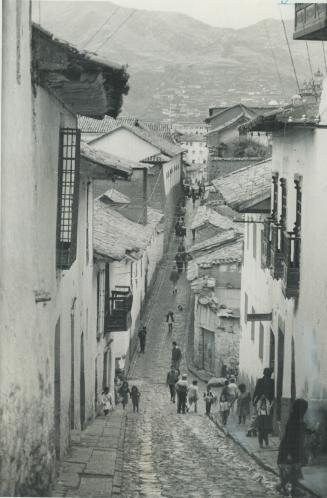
[
  {"left": 171, "top": 341, "right": 182, "bottom": 370},
  {"left": 253, "top": 368, "right": 274, "bottom": 405},
  {"left": 138, "top": 325, "right": 147, "bottom": 354},
  {"left": 176, "top": 374, "right": 189, "bottom": 414}
]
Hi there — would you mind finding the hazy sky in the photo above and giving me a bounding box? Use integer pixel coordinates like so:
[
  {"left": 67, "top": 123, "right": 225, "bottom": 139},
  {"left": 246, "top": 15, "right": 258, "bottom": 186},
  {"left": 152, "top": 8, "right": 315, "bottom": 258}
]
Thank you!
[{"left": 40, "top": 0, "right": 295, "bottom": 29}]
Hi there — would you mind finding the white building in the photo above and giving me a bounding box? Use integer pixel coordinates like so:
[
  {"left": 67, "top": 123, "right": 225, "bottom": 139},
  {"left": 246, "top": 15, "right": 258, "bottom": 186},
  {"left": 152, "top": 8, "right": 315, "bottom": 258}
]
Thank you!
[
  {"left": 238, "top": 93, "right": 327, "bottom": 441},
  {"left": 0, "top": 5, "right": 130, "bottom": 495}
]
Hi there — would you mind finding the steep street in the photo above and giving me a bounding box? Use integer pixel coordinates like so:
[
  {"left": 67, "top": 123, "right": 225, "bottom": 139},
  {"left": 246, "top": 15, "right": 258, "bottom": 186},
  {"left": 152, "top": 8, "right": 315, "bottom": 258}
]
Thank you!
[{"left": 120, "top": 201, "right": 281, "bottom": 498}]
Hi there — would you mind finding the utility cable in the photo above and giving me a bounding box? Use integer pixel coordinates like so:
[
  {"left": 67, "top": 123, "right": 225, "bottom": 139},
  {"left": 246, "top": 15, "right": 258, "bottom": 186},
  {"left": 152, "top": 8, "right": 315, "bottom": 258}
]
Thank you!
[
  {"left": 263, "top": 20, "right": 287, "bottom": 102},
  {"left": 305, "top": 42, "right": 318, "bottom": 101},
  {"left": 82, "top": 6, "right": 121, "bottom": 49},
  {"left": 279, "top": 6, "right": 301, "bottom": 96},
  {"left": 322, "top": 42, "right": 327, "bottom": 74},
  {"left": 95, "top": 10, "right": 136, "bottom": 52}
]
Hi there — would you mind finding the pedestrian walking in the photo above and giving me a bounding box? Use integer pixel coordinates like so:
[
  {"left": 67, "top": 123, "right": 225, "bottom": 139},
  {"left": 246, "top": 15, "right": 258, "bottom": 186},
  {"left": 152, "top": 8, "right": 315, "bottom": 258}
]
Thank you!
[
  {"left": 176, "top": 374, "right": 189, "bottom": 414},
  {"left": 130, "top": 385, "right": 141, "bottom": 413},
  {"left": 256, "top": 394, "right": 272, "bottom": 448},
  {"left": 276, "top": 398, "right": 314, "bottom": 497},
  {"left": 169, "top": 265, "right": 179, "bottom": 294},
  {"left": 219, "top": 392, "right": 230, "bottom": 425},
  {"left": 191, "top": 228, "right": 196, "bottom": 242},
  {"left": 204, "top": 385, "right": 216, "bottom": 416},
  {"left": 175, "top": 252, "right": 183, "bottom": 274},
  {"left": 192, "top": 190, "right": 197, "bottom": 207},
  {"left": 253, "top": 367, "right": 274, "bottom": 433},
  {"left": 227, "top": 377, "right": 238, "bottom": 414},
  {"left": 138, "top": 324, "right": 147, "bottom": 353},
  {"left": 178, "top": 242, "right": 185, "bottom": 253},
  {"left": 171, "top": 341, "right": 182, "bottom": 370},
  {"left": 119, "top": 380, "right": 130, "bottom": 410},
  {"left": 174, "top": 219, "right": 180, "bottom": 239},
  {"left": 101, "top": 387, "right": 113, "bottom": 416},
  {"left": 166, "top": 311, "right": 174, "bottom": 333},
  {"left": 188, "top": 380, "right": 199, "bottom": 413},
  {"left": 166, "top": 366, "right": 178, "bottom": 403},
  {"left": 237, "top": 384, "right": 251, "bottom": 424}
]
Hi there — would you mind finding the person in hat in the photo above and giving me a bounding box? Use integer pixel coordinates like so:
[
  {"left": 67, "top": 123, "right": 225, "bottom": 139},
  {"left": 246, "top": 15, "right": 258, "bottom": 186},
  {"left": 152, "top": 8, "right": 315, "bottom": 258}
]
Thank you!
[
  {"left": 176, "top": 374, "right": 189, "bottom": 414},
  {"left": 171, "top": 341, "right": 182, "bottom": 370}
]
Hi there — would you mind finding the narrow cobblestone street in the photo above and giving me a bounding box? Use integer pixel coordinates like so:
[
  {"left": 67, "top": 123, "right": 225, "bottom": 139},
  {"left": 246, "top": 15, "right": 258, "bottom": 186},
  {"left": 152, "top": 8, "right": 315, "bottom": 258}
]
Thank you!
[{"left": 120, "top": 201, "right": 283, "bottom": 498}]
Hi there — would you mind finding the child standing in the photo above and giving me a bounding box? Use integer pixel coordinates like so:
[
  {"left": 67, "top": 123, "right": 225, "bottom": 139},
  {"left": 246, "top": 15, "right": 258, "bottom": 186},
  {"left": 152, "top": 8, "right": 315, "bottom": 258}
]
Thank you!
[
  {"left": 256, "top": 394, "right": 272, "bottom": 448},
  {"left": 101, "top": 387, "right": 113, "bottom": 416},
  {"left": 130, "top": 385, "right": 141, "bottom": 413},
  {"left": 203, "top": 385, "right": 216, "bottom": 416},
  {"left": 188, "top": 380, "right": 199, "bottom": 413},
  {"left": 219, "top": 392, "right": 230, "bottom": 426},
  {"left": 237, "top": 384, "right": 251, "bottom": 424}
]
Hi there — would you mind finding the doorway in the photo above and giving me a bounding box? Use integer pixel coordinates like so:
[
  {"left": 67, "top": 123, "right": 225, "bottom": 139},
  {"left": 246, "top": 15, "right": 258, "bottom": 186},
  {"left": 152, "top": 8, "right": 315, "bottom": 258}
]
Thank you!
[
  {"left": 269, "top": 329, "right": 275, "bottom": 372},
  {"left": 80, "top": 332, "right": 85, "bottom": 429},
  {"left": 54, "top": 318, "right": 61, "bottom": 459},
  {"left": 276, "top": 328, "right": 285, "bottom": 421}
]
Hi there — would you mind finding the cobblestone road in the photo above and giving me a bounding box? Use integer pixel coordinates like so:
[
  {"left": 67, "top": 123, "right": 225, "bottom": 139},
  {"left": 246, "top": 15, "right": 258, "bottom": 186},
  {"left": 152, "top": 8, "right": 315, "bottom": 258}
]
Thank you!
[{"left": 122, "top": 204, "right": 283, "bottom": 498}]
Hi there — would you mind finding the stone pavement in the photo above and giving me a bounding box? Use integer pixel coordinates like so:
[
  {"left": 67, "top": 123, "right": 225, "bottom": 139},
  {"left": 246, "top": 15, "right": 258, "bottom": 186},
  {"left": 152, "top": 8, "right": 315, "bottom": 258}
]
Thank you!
[{"left": 51, "top": 408, "right": 126, "bottom": 497}]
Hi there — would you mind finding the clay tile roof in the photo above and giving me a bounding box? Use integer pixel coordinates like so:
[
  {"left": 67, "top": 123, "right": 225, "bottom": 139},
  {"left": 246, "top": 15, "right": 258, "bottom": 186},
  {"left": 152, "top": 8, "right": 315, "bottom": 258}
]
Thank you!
[
  {"left": 32, "top": 24, "right": 129, "bottom": 119},
  {"left": 211, "top": 158, "right": 272, "bottom": 212},
  {"left": 97, "top": 189, "right": 130, "bottom": 205},
  {"left": 189, "top": 205, "right": 243, "bottom": 232},
  {"left": 94, "top": 201, "right": 163, "bottom": 261},
  {"left": 193, "top": 238, "right": 243, "bottom": 266},
  {"left": 188, "top": 229, "right": 241, "bottom": 255},
  {"left": 80, "top": 142, "right": 134, "bottom": 178}
]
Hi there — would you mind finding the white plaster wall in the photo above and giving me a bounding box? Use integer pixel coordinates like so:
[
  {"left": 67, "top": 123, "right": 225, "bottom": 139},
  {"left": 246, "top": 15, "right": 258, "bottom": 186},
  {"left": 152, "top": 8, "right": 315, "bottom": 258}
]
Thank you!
[
  {"left": 163, "top": 155, "right": 182, "bottom": 195},
  {"left": 239, "top": 216, "right": 272, "bottom": 388},
  {"left": 90, "top": 127, "right": 159, "bottom": 162}
]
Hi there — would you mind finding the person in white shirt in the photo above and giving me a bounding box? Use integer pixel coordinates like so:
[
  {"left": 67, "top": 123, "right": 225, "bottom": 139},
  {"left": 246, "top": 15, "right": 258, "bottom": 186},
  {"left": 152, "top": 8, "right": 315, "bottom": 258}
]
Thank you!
[{"left": 188, "top": 380, "right": 199, "bottom": 413}]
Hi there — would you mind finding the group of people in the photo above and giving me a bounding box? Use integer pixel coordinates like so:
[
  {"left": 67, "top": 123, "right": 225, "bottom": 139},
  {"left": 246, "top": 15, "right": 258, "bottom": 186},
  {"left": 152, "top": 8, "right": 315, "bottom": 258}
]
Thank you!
[{"left": 113, "top": 377, "right": 141, "bottom": 413}]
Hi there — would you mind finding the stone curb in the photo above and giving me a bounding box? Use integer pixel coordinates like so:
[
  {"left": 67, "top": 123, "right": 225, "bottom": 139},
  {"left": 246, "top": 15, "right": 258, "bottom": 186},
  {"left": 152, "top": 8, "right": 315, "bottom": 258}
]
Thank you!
[{"left": 208, "top": 414, "right": 321, "bottom": 498}]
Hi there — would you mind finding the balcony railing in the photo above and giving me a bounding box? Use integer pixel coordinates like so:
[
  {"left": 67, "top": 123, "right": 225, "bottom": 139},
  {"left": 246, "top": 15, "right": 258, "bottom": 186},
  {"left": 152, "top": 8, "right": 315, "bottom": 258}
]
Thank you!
[
  {"left": 270, "top": 223, "right": 284, "bottom": 280},
  {"left": 282, "top": 231, "right": 301, "bottom": 298},
  {"left": 105, "top": 287, "right": 133, "bottom": 333},
  {"left": 261, "top": 219, "right": 272, "bottom": 269},
  {"left": 294, "top": 3, "right": 327, "bottom": 40}
]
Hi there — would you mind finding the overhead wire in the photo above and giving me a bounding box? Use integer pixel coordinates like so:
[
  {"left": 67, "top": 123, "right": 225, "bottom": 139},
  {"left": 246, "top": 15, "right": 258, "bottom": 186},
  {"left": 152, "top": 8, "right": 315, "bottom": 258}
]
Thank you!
[
  {"left": 263, "top": 20, "right": 287, "bottom": 103},
  {"left": 305, "top": 41, "right": 318, "bottom": 101},
  {"left": 82, "top": 6, "right": 121, "bottom": 49},
  {"left": 95, "top": 10, "right": 136, "bottom": 52},
  {"left": 322, "top": 42, "right": 327, "bottom": 74}
]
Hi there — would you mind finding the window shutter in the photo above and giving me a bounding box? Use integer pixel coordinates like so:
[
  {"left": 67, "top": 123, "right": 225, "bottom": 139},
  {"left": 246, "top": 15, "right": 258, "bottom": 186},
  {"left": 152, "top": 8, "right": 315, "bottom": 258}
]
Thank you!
[{"left": 56, "top": 128, "right": 81, "bottom": 269}]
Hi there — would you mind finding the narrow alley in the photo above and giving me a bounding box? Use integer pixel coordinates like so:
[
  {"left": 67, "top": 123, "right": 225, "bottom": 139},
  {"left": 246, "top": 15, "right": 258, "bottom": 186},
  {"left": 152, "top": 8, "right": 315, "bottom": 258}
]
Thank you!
[{"left": 119, "top": 199, "right": 282, "bottom": 498}]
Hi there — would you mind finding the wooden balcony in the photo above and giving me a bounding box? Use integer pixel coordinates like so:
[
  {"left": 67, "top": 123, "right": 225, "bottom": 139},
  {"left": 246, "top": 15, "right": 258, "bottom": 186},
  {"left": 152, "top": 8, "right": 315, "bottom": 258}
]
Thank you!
[
  {"left": 294, "top": 4, "right": 327, "bottom": 40},
  {"left": 261, "top": 219, "right": 271, "bottom": 269},
  {"left": 282, "top": 231, "right": 301, "bottom": 299},
  {"left": 105, "top": 287, "right": 133, "bottom": 333},
  {"left": 270, "top": 224, "right": 284, "bottom": 280}
]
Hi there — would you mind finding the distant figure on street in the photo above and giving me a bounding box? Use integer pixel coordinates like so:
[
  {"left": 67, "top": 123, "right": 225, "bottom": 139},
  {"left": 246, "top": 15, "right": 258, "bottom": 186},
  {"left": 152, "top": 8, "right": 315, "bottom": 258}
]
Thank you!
[
  {"left": 237, "top": 384, "right": 251, "bottom": 424},
  {"left": 101, "top": 387, "right": 113, "bottom": 416},
  {"left": 138, "top": 325, "right": 147, "bottom": 354},
  {"left": 219, "top": 392, "right": 230, "bottom": 425},
  {"left": 171, "top": 341, "right": 182, "bottom": 370},
  {"left": 119, "top": 380, "right": 130, "bottom": 409},
  {"left": 227, "top": 377, "right": 238, "bottom": 413},
  {"left": 169, "top": 265, "right": 179, "bottom": 294},
  {"left": 221, "top": 364, "right": 228, "bottom": 378},
  {"left": 256, "top": 394, "right": 272, "bottom": 448},
  {"left": 174, "top": 220, "right": 180, "bottom": 239},
  {"left": 130, "top": 385, "right": 141, "bottom": 413},
  {"left": 176, "top": 374, "right": 189, "bottom": 414},
  {"left": 192, "top": 190, "right": 197, "bottom": 207},
  {"left": 191, "top": 228, "right": 196, "bottom": 241},
  {"left": 277, "top": 398, "right": 314, "bottom": 497},
  {"left": 188, "top": 380, "right": 199, "bottom": 413},
  {"left": 175, "top": 252, "right": 183, "bottom": 274},
  {"left": 253, "top": 367, "right": 274, "bottom": 434},
  {"left": 204, "top": 385, "right": 216, "bottom": 416},
  {"left": 221, "top": 379, "right": 230, "bottom": 399},
  {"left": 166, "top": 310, "right": 175, "bottom": 333},
  {"left": 166, "top": 366, "right": 179, "bottom": 403},
  {"left": 178, "top": 242, "right": 185, "bottom": 253}
]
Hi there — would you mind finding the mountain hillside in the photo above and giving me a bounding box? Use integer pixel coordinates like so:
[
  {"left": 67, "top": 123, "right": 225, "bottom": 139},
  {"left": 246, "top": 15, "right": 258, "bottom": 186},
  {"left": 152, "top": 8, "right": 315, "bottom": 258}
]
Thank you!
[{"left": 39, "top": 1, "right": 325, "bottom": 121}]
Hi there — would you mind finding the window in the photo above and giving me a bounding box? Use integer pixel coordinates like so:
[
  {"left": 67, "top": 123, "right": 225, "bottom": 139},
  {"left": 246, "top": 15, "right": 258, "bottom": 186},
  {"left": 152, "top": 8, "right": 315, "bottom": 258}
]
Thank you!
[
  {"left": 272, "top": 173, "right": 278, "bottom": 220},
  {"left": 253, "top": 224, "right": 257, "bottom": 259},
  {"left": 56, "top": 128, "right": 81, "bottom": 269},
  {"left": 244, "top": 293, "right": 248, "bottom": 323},
  {"left": 251, "top": 306, "right": 255, "bottom": 341},
  {"left": 259, "top": 323, "right": 264, "bottom": 360},
  {"left": 294, "top": 175, "right": 302, "bottom": 235}
]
